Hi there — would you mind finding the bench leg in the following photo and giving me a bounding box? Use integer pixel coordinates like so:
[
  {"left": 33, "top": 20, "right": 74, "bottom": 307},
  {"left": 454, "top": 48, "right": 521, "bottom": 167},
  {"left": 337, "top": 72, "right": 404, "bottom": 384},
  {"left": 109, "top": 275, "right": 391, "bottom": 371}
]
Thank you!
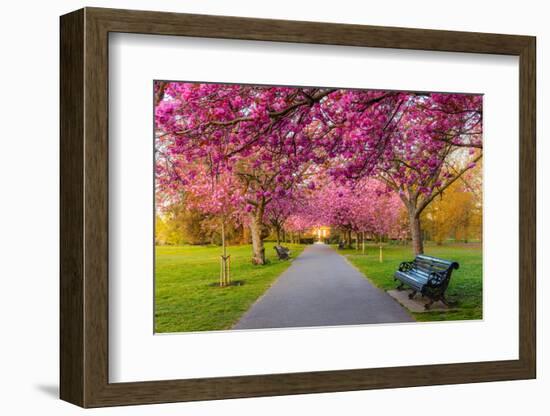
[
  {"left": 408, "top": 290, "right": 417, "bottom": 299},
  {"left": 440, "top": 296, "right": 457, "bottom": 307},
  {"left": 396, "top": 282, "right": 405, "bottom": 291}
]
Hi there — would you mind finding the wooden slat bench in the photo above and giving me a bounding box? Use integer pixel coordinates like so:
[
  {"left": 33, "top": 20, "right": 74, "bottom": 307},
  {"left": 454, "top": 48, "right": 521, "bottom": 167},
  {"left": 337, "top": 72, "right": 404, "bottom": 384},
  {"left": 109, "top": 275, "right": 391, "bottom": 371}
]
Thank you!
[
  {"left": 274, "top": 245, "right": 291, "bottom": 260},
  {"left": 394, "top": 254, "right": 459, "bottom": 310}
]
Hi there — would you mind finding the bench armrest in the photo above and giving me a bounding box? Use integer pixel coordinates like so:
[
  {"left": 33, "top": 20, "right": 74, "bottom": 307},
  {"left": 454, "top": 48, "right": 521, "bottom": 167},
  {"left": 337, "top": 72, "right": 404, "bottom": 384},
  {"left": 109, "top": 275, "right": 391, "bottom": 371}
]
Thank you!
[
  {"left": 398, "top": 261, "right": 414, "bottom": 272},
  {"left": 427, "top": 271, "right": 446, "bottom": 286}
]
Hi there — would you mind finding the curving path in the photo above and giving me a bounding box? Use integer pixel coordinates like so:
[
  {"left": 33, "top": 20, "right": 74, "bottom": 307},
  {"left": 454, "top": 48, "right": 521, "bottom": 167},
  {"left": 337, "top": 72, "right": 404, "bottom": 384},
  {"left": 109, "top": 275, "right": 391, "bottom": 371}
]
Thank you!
[{"left": 233, "top": 243, "right": 413, "bottom": 330}]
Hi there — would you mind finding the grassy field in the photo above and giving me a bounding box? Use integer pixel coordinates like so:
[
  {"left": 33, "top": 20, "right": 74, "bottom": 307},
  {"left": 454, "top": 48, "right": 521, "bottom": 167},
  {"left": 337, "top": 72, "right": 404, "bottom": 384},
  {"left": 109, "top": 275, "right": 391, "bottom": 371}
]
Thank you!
[
  {"left": 339, "top": 242, "right": 482, "bottom": 321},
  {"left": 155, "top": 242, "right": 306, "bottom": 333}
]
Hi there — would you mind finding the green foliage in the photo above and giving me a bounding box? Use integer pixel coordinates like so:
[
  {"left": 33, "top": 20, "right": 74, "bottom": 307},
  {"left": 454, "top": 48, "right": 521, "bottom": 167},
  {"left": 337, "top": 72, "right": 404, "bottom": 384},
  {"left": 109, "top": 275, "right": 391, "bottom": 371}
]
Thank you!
[
  {"left": 155, "top": 243, "right": 306, "bottom": 332},
  {"left": 155, "top": 206, "right": 210, "bottom": 245},
  {"left": 421, "top": 165, "right": 483, "bottom": 244},
  {"left": 340, "top": 242, "right": 482, "bottom": 321},
  {"left": 156, "top": 205, "right": 250, "bottom": 246}
]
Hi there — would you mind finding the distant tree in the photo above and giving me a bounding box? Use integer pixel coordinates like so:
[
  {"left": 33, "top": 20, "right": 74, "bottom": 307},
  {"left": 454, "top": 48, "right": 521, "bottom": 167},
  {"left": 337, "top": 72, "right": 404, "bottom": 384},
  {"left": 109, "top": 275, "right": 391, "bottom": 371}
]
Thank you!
[
  {"left": 155, "top": 205, "right": 210, "bottom": 246},
  {"left": 422, "top": 162, "right": 482, "bottom": 244}
]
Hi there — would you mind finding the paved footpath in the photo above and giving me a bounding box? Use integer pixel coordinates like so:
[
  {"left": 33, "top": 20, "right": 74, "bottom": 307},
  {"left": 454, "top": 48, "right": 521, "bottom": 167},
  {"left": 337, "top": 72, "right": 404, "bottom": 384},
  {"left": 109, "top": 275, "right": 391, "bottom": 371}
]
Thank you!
[{"left": 233, "top": 243, "right": 413, "bottom": 330}]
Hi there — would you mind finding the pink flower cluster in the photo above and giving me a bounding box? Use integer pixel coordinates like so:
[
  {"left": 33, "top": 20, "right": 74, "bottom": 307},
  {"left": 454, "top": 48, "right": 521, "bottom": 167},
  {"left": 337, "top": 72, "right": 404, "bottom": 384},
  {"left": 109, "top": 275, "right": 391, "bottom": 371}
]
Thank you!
[{"left": 155, "top": 82, "right": 482, "bottom": 235}]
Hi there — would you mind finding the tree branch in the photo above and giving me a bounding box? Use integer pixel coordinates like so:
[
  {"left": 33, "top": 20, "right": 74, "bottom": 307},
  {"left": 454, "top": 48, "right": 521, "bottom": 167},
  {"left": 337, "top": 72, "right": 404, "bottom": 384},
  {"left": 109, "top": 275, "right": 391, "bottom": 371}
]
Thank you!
[{"left": 416, "top": 153, "right": 483, "bottom": 214}]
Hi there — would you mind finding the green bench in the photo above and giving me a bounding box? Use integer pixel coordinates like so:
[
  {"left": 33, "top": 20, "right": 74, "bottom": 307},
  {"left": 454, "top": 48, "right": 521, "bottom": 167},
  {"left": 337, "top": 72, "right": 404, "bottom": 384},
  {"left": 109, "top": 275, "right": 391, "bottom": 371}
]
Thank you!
[{"left": 394, "top": 254, "right": 459, "bottom": 309}]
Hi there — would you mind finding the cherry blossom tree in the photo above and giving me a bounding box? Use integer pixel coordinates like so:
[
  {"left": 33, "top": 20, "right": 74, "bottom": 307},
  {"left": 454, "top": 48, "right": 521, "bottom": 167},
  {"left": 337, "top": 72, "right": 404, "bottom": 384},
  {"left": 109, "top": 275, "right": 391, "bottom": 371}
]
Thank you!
[
  {"left": 155, "top": 82, "right": 336, "bottom": 264},
  {"left": 326, "top": 93, "right": 482, "bottom": 254},
  {"left": 156, "top": 160, "right": 245, "bottom": 284},
  {"left": 265, "top": 192, "right": 302, "bottom": 246},
  {"left": 155, "top": 81, "right": 482, "bottom": 260},
  {"left": 307, "top": 176, "right": 404, "bottom": 246}
]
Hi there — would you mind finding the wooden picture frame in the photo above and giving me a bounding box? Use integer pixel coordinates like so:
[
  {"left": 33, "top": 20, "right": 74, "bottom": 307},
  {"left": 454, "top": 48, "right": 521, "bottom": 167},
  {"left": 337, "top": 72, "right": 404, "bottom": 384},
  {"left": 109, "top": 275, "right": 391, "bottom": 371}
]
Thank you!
[{"left": 60, "top": 7, "right": 536, "bottom": 408}]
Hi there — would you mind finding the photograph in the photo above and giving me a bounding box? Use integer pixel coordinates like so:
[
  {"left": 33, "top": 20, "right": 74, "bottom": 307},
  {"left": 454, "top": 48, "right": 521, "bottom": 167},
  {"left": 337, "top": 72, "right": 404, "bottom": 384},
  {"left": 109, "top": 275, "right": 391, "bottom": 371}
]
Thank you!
[{"left": 154, "top": 81, "right": 483, "bottom": 333}]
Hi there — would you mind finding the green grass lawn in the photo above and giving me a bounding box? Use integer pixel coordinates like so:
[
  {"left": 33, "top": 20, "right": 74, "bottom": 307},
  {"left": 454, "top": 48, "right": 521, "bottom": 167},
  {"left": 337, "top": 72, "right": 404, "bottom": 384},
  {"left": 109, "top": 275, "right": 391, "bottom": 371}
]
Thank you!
[
  {"left": 339, "top": 243, "right": 482, "bottom": 322},
  {"left": 155, "top": 242, "right": 306, "bottom": 333}
]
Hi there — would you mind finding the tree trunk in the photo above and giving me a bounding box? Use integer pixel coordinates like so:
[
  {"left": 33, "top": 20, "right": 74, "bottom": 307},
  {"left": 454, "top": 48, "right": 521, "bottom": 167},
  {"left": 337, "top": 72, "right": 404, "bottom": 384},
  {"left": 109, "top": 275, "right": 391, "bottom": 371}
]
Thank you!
[
  {"left": 221, "top": 221, "right": 226, "bottom": 257},
  {"left": 409, "top": 210, "right": 424, "bottom": 255},
  {"left": 249, "top": 213, "right": 266, "bottom": 265},
  {"left": 220, "top": 220, "right": 229, "bottom": 287},
  {"left": 240, "top": 224, "right": 250, "bottom": 244},
  {"left": 276, "top": 225, "right": 281, "bottom": 246}
]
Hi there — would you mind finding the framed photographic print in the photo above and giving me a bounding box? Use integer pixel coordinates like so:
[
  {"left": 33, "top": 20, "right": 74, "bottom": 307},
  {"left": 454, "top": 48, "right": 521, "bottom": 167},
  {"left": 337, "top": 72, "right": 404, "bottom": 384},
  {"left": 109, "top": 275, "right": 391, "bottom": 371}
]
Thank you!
[{"left": 60, "top": 7, "right": 536, "bottom": 408}]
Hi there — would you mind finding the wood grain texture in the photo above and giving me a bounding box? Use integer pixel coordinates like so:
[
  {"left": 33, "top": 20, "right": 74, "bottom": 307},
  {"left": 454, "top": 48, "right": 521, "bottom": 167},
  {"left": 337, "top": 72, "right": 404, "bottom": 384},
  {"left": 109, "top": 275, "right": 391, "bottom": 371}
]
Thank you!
[
  {"left": 89, "top": 7, "right": 532, "bottom": 54},
  {"left": 59, "top": 7, "right": 537, "bottom": 408},
  {"left": 59, "top": 8, "right": 84, "bottom": 407},
  {"left": 83, "top": 10, "right": 110, "bottom": 406},
  {"left": 518, "top": 38, "right": 536, "bottom": 376}
]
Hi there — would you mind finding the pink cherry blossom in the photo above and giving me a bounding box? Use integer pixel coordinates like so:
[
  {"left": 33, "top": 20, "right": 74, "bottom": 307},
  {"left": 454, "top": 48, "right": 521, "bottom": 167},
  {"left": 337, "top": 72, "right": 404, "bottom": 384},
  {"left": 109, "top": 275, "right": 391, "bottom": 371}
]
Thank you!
[{"left": 155, "top": 81, "right": 482, "bottom": 258}]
